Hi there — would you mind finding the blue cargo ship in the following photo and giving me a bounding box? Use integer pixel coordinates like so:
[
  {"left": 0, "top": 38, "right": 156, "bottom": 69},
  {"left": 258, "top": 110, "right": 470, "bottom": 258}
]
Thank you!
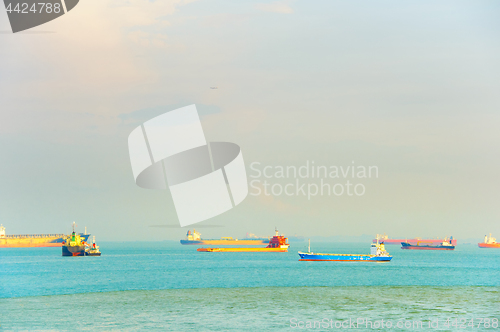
[{"left": 298, "top": 239, "right": 392, "bottom": 262}]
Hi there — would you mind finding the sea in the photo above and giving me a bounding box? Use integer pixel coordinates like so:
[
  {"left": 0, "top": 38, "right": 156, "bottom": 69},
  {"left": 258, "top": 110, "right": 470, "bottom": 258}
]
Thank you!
[{"left": 1, "top": 242, "right": 499, "bottom": 331}]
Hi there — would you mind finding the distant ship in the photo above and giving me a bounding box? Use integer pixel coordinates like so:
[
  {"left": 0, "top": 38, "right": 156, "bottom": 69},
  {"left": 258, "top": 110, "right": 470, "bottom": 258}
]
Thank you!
[
  {"left": 401, "top": 240, "right": 455, "bottom": 250},
  {"left": 197, "top": 229, "right": 289, "bottom": 252},
  {"left": 478, "top": 234, "right": 500, "bottom": 248},
  {"left": 298, "top": 239, "right": 392, "bottom": 262},
  {"left": 373, "top": 234, "right": 457, "bottom": 246},
  {"left": 0, "top": 224, "right": 90, "bottom": 248},
  {"left": 181, "top": 229, "right": 269, "bottom": 246}
]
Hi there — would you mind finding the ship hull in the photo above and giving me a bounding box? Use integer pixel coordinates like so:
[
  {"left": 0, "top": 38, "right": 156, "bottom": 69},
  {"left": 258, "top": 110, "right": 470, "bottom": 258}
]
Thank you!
[
  {"left": 62, "top": 245, "right": 86, "bottom": 256},
  {"left": 374, "top": 238, "right": 457, "bottom": 246},
  {"left": 478, "top": 243, "right": 500, "bottom": 248},
  {"left": 0, "top": 234, "right": 90, "bottom": 248},
  {"left": 181, "top": 239, "right": 269, "bottom": 246},
  {"left": 298, "top": 252, "right": 392, "bottom": 262},
  {"left": 197, "top": 247, "right": 287, "bottom": 252}
]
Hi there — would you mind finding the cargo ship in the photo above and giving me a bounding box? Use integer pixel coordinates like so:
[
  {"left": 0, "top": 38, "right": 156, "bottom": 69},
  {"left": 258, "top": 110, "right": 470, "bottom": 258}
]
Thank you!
[
  {"left": 373, "top": 234, "right": 457, "bottom": 246},
  {"left": 0, "top": 224, "right": 90, "bottom": 248},
  {"left": 298, "top": 239, "right": 392, "bottom": 262},
  {"left": 85, "top": 236, "right": 101, "bottom": 256},
  {"left": 181, "top": 229, "right": 269, "bottom": 246},
  {"left": 62, "top": 223, "right": 87, "bottom": 256},
  {"left": 401, "top": 239, "right": 455, "bottom": 250},
  {"left": 197, "top": 229, "right": 289, "bottom": 252},
  {"left": 478, "top": 234, "right": 500, "bottom": 248}
]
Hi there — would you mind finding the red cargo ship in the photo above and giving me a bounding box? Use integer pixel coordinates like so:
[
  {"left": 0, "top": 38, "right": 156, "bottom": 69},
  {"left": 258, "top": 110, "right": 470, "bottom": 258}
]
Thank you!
[{"left": 373, "top": 234, "right": 457, "bottom": 246}]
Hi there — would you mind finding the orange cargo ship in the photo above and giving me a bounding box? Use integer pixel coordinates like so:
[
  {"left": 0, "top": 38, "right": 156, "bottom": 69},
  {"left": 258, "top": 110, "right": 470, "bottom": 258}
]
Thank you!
[
  {"left": 478, "top": 234, "right": 500, "bottom": 248},
  {"left": 197, "top": 229, "right": 289, "bottom": 252}
]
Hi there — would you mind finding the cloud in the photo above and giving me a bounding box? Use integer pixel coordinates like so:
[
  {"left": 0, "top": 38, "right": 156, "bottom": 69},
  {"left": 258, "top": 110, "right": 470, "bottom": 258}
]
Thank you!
[{"left": 255, "top": 1, "right": 293, "bottom": 14}]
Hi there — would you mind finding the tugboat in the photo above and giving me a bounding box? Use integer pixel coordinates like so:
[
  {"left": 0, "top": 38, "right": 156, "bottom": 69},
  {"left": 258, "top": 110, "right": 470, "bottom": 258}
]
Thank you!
[
  {"left": 298, "top": 239, "right": 392, "bottom": 262},
  {"left": 401, "top": 239, "right": 455, "bottom": 250},
  {"left": 85, "top": 236, "right": 101, "bottom": 256},
  {"left": 62, "top": 222, "right": 86, "bottom": 256},
  {"left": 197, "top": 228, "right": 289, "bottom": 252},
  {"left": 478, "top": 234, "right": 500, "bottom": 248}
]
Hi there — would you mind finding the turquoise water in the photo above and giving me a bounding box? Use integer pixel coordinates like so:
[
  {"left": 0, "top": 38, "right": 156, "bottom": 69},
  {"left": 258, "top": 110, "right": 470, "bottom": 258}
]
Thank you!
[
  {"left": 1, "top": 287, "right": 499, "bottom": 331},
  {"left": 1, "top": 242, "right": 499, "bottom": 330}
]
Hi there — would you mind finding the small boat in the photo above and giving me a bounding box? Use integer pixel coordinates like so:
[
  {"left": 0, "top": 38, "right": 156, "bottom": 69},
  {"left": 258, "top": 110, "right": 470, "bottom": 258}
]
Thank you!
[
  {"left": 478, "top": 234, "right": 500, "bottom": 248},
  {"left": 298, "top": 239, "right": 392, "bottom": 262},
  {"left": 85, "top": 236, "right": 101, "bottom": 256},
  {"left": 401, "top": 240, "right": 455, "bottom": 250}
]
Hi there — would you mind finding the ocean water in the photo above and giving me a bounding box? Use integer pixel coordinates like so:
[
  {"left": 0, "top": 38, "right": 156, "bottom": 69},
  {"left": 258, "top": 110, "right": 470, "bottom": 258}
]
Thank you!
[{"left": 1, "top": 242, "right": 499, "bottom": 330}]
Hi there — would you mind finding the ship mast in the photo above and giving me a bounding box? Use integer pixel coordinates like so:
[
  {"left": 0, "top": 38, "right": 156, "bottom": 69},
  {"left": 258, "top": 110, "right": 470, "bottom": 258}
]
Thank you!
[{"left": 308, "top": 239, "right": 311, "bottom": 253}]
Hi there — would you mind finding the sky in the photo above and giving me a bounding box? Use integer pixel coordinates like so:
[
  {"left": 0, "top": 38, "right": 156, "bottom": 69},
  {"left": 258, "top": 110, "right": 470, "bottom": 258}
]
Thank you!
[{"left": 0, "top": 0, "right": 499, "bottom": 241}]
